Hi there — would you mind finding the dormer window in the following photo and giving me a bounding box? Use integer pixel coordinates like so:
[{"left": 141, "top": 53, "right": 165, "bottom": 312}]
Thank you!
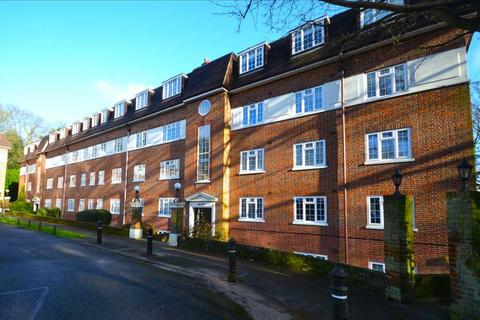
[
  {"left": 239, "top": 43, "right": 265, "bottom": 75},
  {"left": 59, "top": 128, "right": 68, "bottom": 140},
  {"left": 291, "top": 20, "right": 325, "bottom": 55},
  {"left": 82, "top": 118, "right": 90, "bottom": 131},
  {"left": 162, "top": 75, "right": 184, "bottom": 99},
  {"left": 91, "top": 113, "right": 99, "bottom": 127},
  {"left": 49, "top": 132, "right": 57, "bottom": 144},
  {"left": 100, "top": 109, "right": 109, "bottom": 123},
  {"left": 361, "top": 0, "right": 403, "bottom": 27},
  {"left": 72, "top": 123, "right": 81, "bottom": 135},
  {"left": 114, "top": 101, "right": 125, "bottom": 119},
  {"left": 135, "top": 90, "right": 151, "bottom": 110}
]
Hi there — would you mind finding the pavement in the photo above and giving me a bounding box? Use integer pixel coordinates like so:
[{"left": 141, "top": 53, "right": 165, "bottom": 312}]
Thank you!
[{"left": 1, "top": 218, "right": 451, "bottom": 320}]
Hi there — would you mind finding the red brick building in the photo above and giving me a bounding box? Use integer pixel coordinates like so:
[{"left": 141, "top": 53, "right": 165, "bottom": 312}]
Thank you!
[{"left": 19, "top": 9, "right": 475, "bottom": 274}]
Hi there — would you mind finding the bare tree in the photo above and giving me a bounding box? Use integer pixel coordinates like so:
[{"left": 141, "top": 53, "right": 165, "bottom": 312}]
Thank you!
[
  {"left": 471, "top": 82, "right": 480, "bottom": 188},
  {"left": 214, "top": 0, "right": 479, "bottom": 33}
]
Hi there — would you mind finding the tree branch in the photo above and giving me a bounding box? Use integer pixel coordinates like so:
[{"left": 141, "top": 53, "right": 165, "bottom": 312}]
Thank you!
[{"left": 320, "top": 0, "right": 465, "bottom": 12}]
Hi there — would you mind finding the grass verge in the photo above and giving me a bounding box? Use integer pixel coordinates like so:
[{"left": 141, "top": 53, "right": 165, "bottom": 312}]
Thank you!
[{"left": 0, "top": 215, "right": 85, "bottom": 239}]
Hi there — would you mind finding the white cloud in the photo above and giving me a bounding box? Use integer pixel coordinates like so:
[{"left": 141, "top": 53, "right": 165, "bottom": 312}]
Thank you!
[{"left": 95, "top": 80, "right": 148, "bottom": 103}]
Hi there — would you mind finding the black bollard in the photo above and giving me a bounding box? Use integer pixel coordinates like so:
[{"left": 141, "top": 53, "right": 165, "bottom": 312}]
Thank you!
[
  {"left": 330, "top": 264, "right": 349, "bottom": 320},
  {"left": 52, "top": 225, "right": 57, "bottom": 235},
  {"left": 38, "top": 221, "right": 42, "bottom": 231},
  {"left": 146, "top": 228, "right": 153, "bottom": 256},
  {"left": 96, "top": 220, "right": 103, "bottom": 244},
  {"left": 227, "top": 238, "right": 237, "bottom": 282},
  {"left": 28, "top": 220, "right": 31, "bottom": 229}
]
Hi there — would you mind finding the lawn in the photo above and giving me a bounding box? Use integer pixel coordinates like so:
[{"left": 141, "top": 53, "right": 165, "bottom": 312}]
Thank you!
[{"left": 0, "top": 215, "right": 85, "bottom": 239}]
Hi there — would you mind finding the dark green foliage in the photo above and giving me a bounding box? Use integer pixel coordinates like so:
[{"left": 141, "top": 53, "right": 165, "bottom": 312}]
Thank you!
[
  {"left": 9, "top": 200, "right": 33, "bottom": 213},
  {"left": 7, "top": 182, "right": 18, "bottom": 201},
  {"left": 76, "top": 209, "right": 112, "bottom": 225},
  {"left": 37, "top": 207, "right": 61, "bottom": 218}
]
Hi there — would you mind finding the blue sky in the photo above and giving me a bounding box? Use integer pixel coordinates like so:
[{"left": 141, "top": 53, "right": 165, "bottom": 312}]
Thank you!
[{"left": 0, "top": 1, "right": 478, "bottom": 126}]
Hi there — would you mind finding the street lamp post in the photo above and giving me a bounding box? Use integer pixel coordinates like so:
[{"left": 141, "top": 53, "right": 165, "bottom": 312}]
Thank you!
[
  {"left": 129, "top": 185, "right": 143, "bottom": 239},
  {"left": 457, "top": 158, "right": 473, "bottom": 192},
  {"left": 392, "top": 169, "right": 403, "bottom": 195}
]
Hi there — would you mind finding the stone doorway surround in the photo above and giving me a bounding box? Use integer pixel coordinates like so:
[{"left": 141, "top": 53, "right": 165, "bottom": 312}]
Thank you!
[{"left": 185, "top": 192, "right": 217, "bottom": 236}]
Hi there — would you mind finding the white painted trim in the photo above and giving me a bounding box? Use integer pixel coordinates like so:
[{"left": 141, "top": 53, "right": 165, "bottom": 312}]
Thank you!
[
  {"left": 188, "top": 200, "right": 216, "bottom": 236},
  {"left": 294, "top": 251, "right": 328, "bottom": 260},
  {"left": 367, "top": 196, "right": 384, "bottom": 229}
]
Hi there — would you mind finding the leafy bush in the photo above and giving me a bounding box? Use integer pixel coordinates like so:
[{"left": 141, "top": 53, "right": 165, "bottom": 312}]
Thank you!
[
  {"left": 76, "top": 209, "right": 112, "bottom": 225},
  {"left": 9, "top": 200, "right": 33, "bottom": 213},
  {"left": 37, "top": 207, "right": 61, "bottom": 218}
]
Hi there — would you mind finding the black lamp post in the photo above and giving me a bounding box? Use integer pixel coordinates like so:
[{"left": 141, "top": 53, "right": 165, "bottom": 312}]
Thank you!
[
  {"left": 392, "top": 169, "right": 403, "bottom": 195},
  {"left": 134, "top": 185, "right": 140, "bottom": 200},
  {"left": 457, "top": 158, "right": 473, "bottom": 192}
]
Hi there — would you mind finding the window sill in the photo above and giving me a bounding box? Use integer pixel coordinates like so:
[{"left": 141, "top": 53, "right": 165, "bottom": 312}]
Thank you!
[
  {"left": 159, "top": 177, "right": 180, "bottom": 181},
  {"left": 157, "top": 215, "right": 171, "bottom": 218},
  {"left": 239, "top": 170, "right": 265, "bottom": 175},
  {"left": 366, "top": 225, "right": 384, "bottom": 230},
  {"left": 111, "top": 182, "right": 122, "bottom": 185},
  {"left": 364, "top": 158, "right": 414, "bottom": 166},
  {"left": 293, "top": 221, "right": 328, "bottom": 226},
  {"left": 238, "top": 218, "right": 265, "bottom": 223},
  {"left": 292, "top": 165, "right": 327, "bottom": 171},
  {"left": 132, "top": 180, "right": 145, "bottom": 183},
  {"left": 195, "top": 180, "right": 211, "bottom": 184}
]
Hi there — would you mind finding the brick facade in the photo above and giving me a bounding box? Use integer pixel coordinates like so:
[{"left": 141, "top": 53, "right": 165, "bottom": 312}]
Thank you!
[{"left": 19, "top": 12, "right": 474, "bottom": 274}]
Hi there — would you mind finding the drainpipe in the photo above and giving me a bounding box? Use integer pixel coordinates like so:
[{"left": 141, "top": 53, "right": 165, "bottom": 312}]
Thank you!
[
  {"left": 62, "top": 147, "right": 69, "bottom": 218},
  {"left": 122, "top": 127, "right": 131, "bottom": 225},
  {"left": 340, "top": 55, "right": 349, "bottom": 265},
  {"left": 25, "top": 161, "right": 29, "bottom": 200}
]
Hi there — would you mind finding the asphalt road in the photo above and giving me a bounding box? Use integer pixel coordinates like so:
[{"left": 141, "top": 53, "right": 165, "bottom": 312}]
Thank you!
[{"left": 0, "top": 224, "right": 249, "bottom": 320}]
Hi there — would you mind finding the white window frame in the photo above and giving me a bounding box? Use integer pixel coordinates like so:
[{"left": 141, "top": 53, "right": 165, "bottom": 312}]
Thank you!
[
  {"left": 114, "top": 101, "right": 125, "bottom": 119},
  {"left": 59, "top": 128, "right": 67, "bottom": 140},
  {"left": 98, "top": 170, "right": 105, "bottom": 185},
  {"left": 111, "top": 168, "right": 122, "bottom": 184},
  {"left": 88, "top": 199, "right": 95, "bottom": 210},
  {"left": 239, "top": 44, "right": 264, "bottom": 74},
  {"left": 294, "top": 252, "right": 328, "bottom": 260},
  {"left": 46, "top": 178, "right": 53, "bottom": 189},
  {"left": 135, "top": 90, "right": 150, "bottom": 110},
  {"left": 79, "top": 199, "right": 85, "bottom": 211},
  {"left": 89, "top": 172, "right": 96, "bottom": 186},
  {"left": 361, "top": 0, "right": 403, "bottom": 27},
  {"left": 49, "top": 132, "right": 57, "bottom": 143},
  {"left": 291, "top": 22, "right": 325, "bottom": 55},
  {"left": 96, "top": 199, "right": 104, "bottom": 210},
  {"left": 44, "top": 199, "right": 52, "bottom": 208},
  {"left": 136, "top": 131, "right": 147, "bottom": 148},
  {"left": 91, "top": 113, "right": 99, "bottom": 127},
  {"left": 133, "top": 164, "right": 146, "bottom": 182},
  {"left": 240, "top": 148, "right": 265, "bottom": 174},
  {"left": 69, "top": 175, "right": 76, "bottom": 188},
  {"left": 67, "top": 199, "right": 75, "bottom": 212},
  {"left": 162, "top": 75, "right": 183, "bottom": 99},
  {"left": 367, "top": 196, "right": 384, "bottom": 229},
  {"left": 160, "top": 159, "right": 180, "bottom": 180},
  {"left": 27, "top": 182, "right": 32, "bottom": 192},
  {"left": 368, "top": 261, "right": 386, "bottom": 273},
  {"left": 242, "top": 102, "right": 264, "bottom": 127},
  {"left": 293, "top": 140, "right": 327, "bottom": 170},
  {"left": 365, "top": 63, "right": 407, "bottom": 99},
  {"left": 365, "top": 128, "right": 413, "bottom": 164},
  {"left": 55, "top": 199, "right": 62, "bottom": 209},
  {"left": 114, "top": 138, "right": 125, "bottom": 153},
  {"left": 295, "top": 86, "right": 323, "bottom": 113},
  {"left": 293, "top": 196, "right": 328, "bottom": 226},
  {"left": 57, "top": 176, "right": 64, "bottom": 189},
  {"left": 72, "top": 122, "right": 81, "bottom": 135},
  {"left": 196, "top": 125, "right": 210, "bottom": 182},
  {"left": 239, "top": 197, "right": 264, "bottom": 222},
  {"left": 158, "top": 198, "right": 175, "bottom": 217},
  {"left": 110, "top": 199, "right": 121, "bottom": 215},
  {"left": 80, "top": 173, "right": 87, "bottom": 186},
  {"left": 82, "top": 118, "right": 90, "bottom": 131},
  {"left": 100, "top": 109, "right": 109, "bottom": 123}
]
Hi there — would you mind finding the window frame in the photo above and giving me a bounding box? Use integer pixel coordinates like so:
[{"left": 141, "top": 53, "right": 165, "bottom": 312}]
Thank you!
[
  {"left": 96, "top": 199, "right": 104, "bottom": 210},
  {"left": 67, "top": 199, "right": 75, "bottom": 212},
  {"left": 114, "top": 101, "right": 126, "bottom": 119},
  {"left": 80, "top": 173, "right": 87, "bottom": 186},
  {"left": 110, "top": 199, "right": 121, "bottom": 215},
  {"left": 79, "top": 199, "right": 85, "bottom": 211},
  {"left": 365, "top": 128, "right": 413, "bottom": 164},
  {"left": 162, "top": 76, "right": 183, "bottom": 99},
  {"left": 69, "top": 175, "right": 76, "bottom": 188},
  {"left": 46, "top": 178, "right": 53, "bottom": 189},
  {"left": 293, "top": 140, "right": 327, "bottom": 170},
  {"left": 242, "top": 102, "right": 264, "bottom": 127},
  {"left": 239, "top": 148, "right": 265, "bottom": 174},
  {"left": 57, "top": 176, "right": 64, "bottom": 189},
  {"left": 367, "top": 196, "right": 384, "bottom": 229},
  {"left": 368, "top": 261, "right": 386, "bottom": 273},
  {"left": 294, "top": 251, "right": 328, "bottom": 260},
  {"left": 136, "top": 131, "right": 147, "bottom": 149},
  {"left": 89, "top": 172, "right": 96, "bottom": 186},
  {"left": 365, "top": 63, "right": 407, "bottom": 99},
  {"left": 133, "top": 164, "right": 146, "bottom": 182},
  {"left": 45, "top": 199, "right": 52, "bottom": 208},
  {"left": 291, "top": 22, "right": 325, "bottom": 55},
  {"left": 160, "top": 159, "right": 180, "bottom": 180},
  {"left": 135, "top": 90, "right": 150, "bottom": 110},
  {"left": 97, "top": 170, "right": 105, "bottom": 185},
  {"left": 295, "top": 86, "right": 323, "bottom": 114},
  {"left": 158, "top": 198, "right": 175, "bottom": 217},
  {"left": 239, "top": 44, "right": 264, "bottom": 74},
  {"left": 55, "top": 199, "right": 62, "bottom": 209},
  {"left": 293, "top": 196, "right": 328, "bottom": 226},
  {"left": 111, "top": 168, "right": 122, "bottom": 184},
  {"left": 239, "top": 197, "right": 265, "bottom": 222},
  {"left": 196, "top": 125, "right": 211, "bottom": 182}
]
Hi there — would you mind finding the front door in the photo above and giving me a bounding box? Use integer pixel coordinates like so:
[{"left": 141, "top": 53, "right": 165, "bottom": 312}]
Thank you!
[{"left": 194, "top": 207, "right": 212, "bottom": 225}]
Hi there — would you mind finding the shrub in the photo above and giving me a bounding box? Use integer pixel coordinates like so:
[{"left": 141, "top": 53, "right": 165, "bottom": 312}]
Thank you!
[
  {"left": 76, "top": 209, "right": 112, "bottom": 225},
  {"left": 37, "top": 207, "right": 62, "bottom": 218},
  {"left": 9, "top": 200, "right": 33, "bottom": 213}
]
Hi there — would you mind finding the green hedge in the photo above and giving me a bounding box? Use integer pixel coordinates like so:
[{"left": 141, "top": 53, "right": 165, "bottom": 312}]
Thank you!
[
  {"left": 76, "top": 209, "right": 112, "bottom": 225},
  {"left": 37, "top": 207, "right": 62, "bottom": 218},
  {"left": 9, "top": 201, "right": 33, "bottom": 213}
]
